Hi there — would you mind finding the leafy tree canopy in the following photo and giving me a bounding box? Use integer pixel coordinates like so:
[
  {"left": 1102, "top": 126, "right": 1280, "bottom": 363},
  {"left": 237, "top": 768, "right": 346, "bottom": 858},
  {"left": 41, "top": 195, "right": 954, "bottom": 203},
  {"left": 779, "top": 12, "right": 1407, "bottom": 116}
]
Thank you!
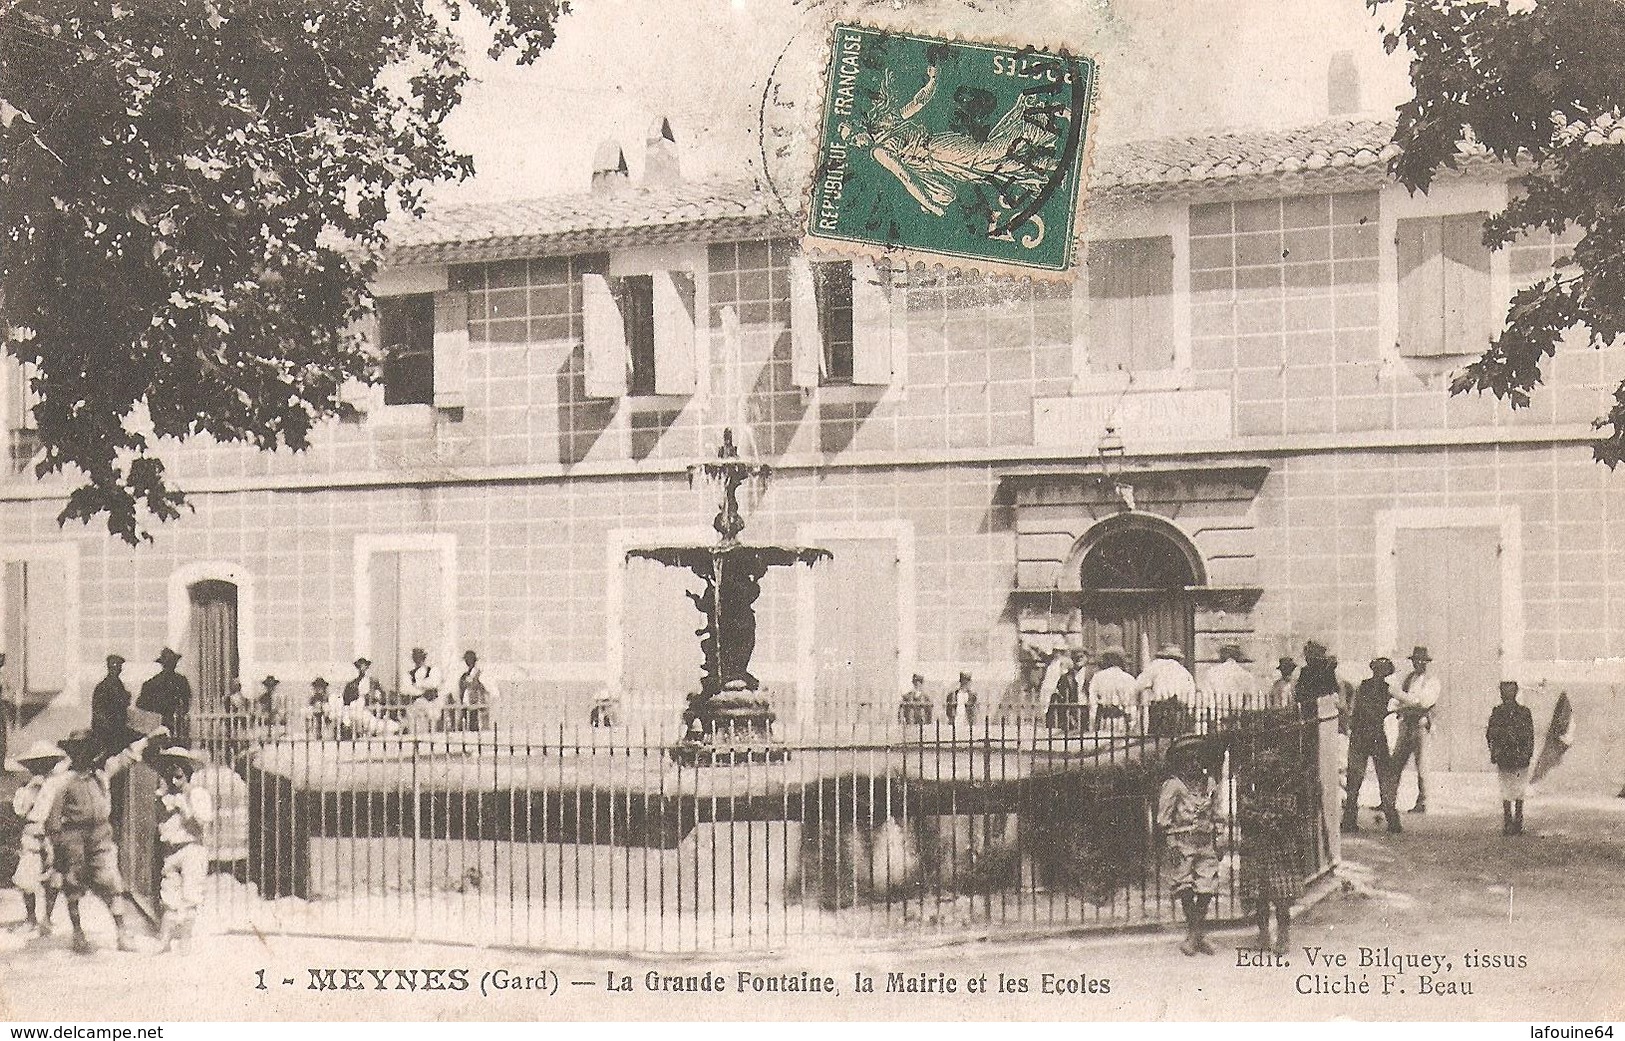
[
  {"left": 0, "top": 0, "right": 565, "bottom": 542},
  {"left": 1373, "top": 0, "right": 1625, "bottom": 466}
]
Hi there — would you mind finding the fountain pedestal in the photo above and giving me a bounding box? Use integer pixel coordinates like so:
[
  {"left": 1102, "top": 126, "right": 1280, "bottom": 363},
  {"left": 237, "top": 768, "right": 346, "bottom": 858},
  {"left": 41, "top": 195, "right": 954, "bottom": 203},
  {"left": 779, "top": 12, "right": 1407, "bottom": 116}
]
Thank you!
[{"left": 671, "top": 680, "right": 789, "bottom": 766}]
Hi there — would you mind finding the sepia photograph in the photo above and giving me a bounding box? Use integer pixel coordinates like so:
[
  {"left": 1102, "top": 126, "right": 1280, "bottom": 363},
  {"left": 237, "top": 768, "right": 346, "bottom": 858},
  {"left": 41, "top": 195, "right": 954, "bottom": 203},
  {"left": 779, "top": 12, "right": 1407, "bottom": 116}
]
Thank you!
[{"left": 0, "top": 0, "right": 1622, "bottom": 1027}]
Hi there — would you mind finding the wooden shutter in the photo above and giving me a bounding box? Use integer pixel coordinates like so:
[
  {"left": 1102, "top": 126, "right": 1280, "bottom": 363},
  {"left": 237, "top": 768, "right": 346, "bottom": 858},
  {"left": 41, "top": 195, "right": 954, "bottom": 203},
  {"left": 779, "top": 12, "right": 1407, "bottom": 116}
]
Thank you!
[
  {"left": 1442, "top": 212, "right": 1492, "bottom": 355},
  {"left": 2, "top": 359, "right": 38, "bottom": 432},
  {"left": 369, "top": 550, "right": 402, "bottom": 694},
  {"left": 22, "top": 559, "right": 66, "bottom": 695},
  {"left": 432, "top": 290, "right": 469, "bottom": 410},
  {"left": 1397, "top": 216, "right": 1446, "bottom": 357},
  {"left": 3, "top": 562, "right": 25, "bottom": 700},
  {"left": 788, "top": 257, "right": 823, "bottom": 390},
  {"left": 652, "top": 270, "right": 697, "bottom": 395},
  {"left": 340, "top": 313, "right": 379, "bottom": 415},
  {"left": 396, "top": 548, "right": 446, "bottom": 678},
  {"left": 582, "top": 272, "right": 629, "bottom": 398},
  {"left": 850, "top": 258, "right": 894, "bottom": 386},
  {"left": 1089, "top": 239, "right": 1171, "bottom": 374}
]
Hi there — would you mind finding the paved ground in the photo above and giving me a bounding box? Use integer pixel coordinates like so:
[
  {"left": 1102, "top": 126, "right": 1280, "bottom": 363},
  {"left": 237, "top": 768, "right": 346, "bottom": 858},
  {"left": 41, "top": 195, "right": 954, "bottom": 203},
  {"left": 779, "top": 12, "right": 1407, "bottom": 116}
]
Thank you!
[{"left": 1, "top": 773, "right": 1620, "bottom": 1021}]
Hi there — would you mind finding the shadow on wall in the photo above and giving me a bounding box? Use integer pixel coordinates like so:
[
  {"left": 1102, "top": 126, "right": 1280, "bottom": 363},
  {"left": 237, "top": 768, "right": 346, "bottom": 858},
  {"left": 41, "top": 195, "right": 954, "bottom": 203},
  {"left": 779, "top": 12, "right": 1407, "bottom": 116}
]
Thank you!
[
  {"left": 557, "top": 344, "right": 616, "bottom": 465},
  {"left": 748, "top": 329, "right": 809, "bottom": 457},
  {"left": 818, "top": 396, "right": 882, "bottom": 455}
]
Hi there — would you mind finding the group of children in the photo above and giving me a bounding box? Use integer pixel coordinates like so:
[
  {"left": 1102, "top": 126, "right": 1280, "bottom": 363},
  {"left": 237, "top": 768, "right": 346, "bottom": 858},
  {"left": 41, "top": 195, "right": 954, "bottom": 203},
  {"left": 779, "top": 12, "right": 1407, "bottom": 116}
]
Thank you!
[
  {"left": 1157, "top": 733, "right": 1304, "bottom": 957},
  {"left": 11, "top": 725, "right": 213, "bottom": 954}
]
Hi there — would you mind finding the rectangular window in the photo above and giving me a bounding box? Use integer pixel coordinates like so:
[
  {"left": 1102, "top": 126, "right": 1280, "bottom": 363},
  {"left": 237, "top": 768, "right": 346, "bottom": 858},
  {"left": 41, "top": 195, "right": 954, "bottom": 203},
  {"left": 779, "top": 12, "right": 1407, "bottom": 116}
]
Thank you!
[
  {"left": 581, "top": 266, "right": 698, "bottom": 399},
  {"left": 378, "top": 294, "right": 436, "bottom": 404},
  {"left": 621, "top": 274, "right": 657, "bottom": 396},
  {"left": 1087, "top": 236, "right": 1175, "bottom": 374},
  {"left": 2, "top": 559, "right": 68, "bottom": 706},
  {"left": 4, "top": 359, "right": 39, "bottom": 475},
  {"left": 1396, "top": 212, "right": 1491, "bottom": 357},
  {"left": 815, "top": 261, "right": 855, "bottom": 385}
]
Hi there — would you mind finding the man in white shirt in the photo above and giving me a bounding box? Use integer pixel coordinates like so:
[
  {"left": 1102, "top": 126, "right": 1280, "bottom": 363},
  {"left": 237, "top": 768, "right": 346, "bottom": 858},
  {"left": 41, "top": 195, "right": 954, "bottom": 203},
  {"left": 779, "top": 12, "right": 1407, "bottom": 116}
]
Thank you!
[
  {"left": 1392, "top": 645, "right": 1441, "bottom": 813},
  {"left": 1088, "top": 646, "right": 1139, "bottom": 729},
  {"left": 1139, "top": 644, "right": 1198, "bottom": 733},
  {"left": 405, "top": 647, "right": 441, "bottom": 733},
  {"left": 1203, "top": 643, "right": 1259, "bottom": 711}
]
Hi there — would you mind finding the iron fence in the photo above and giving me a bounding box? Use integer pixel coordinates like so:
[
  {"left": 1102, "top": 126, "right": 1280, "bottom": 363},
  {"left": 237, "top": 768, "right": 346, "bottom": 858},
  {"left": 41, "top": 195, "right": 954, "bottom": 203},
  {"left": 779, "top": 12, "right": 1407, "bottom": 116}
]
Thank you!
[{"left": 119, "top": 704, "right": 1335, "bottom": 953}]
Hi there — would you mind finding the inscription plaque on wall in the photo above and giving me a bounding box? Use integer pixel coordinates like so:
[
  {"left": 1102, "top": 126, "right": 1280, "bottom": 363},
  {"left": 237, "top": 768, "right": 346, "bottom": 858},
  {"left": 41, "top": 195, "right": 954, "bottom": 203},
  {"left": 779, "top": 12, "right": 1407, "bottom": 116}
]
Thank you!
[{"left": 1031, "top": 389, "right": 1234, "bottom": 449}]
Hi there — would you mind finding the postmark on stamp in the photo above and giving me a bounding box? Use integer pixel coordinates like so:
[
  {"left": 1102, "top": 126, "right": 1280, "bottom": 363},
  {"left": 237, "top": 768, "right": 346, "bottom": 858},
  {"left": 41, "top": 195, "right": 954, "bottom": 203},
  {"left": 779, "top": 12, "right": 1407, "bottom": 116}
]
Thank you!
[{"left": 803, "top": 23, "right": 1097, "bottom": 277}]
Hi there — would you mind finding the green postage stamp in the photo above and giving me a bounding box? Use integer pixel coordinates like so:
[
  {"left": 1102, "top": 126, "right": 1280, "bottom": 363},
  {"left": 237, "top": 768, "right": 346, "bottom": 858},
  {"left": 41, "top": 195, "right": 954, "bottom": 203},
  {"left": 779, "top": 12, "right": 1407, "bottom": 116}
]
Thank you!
[{"left": 804, "top": 24, "right": 1097, "bottom": 277}]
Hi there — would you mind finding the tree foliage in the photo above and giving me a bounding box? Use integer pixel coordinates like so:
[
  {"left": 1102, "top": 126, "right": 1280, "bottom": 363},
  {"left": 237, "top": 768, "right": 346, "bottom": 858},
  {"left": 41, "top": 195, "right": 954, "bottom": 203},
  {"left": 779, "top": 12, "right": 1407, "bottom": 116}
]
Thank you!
[
  {"left": 1373, "top": 0, "right": 1625, "bottom": 466},
  {"left": 0, "top": 0, "right": 566, "bottom": 542}
]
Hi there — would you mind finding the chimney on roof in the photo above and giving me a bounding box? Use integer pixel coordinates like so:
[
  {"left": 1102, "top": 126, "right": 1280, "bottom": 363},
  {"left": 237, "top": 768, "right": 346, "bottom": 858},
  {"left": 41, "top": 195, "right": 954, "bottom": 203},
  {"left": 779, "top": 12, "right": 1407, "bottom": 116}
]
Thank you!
[
  {"left": 1327, "top": 50, "right": 1361, "bottom": 116},
  {"left": 643, "top": 116, "right": 681, "bottom": 187},
  {"left": 591, "top": 140, "right": 629, "bottom": 194}
]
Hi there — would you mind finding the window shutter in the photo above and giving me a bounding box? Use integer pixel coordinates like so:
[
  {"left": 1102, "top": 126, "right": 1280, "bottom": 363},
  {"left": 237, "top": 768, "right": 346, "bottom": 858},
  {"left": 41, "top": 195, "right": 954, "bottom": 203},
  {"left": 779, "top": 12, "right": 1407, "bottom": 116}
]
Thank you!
[
  {"left": 1129, "top": 237, "right": 1174, "bottom": 370},
  {"left": 850, "top": 258, "right": 895, "bottom": 386},
  {"left": 1442, "top": 212, "right": 1492, "bottom": 355},
  {"left": 22, "top": 558, "right": 66, "bottom": 695},
  {"left": 788, "top": 257, "right": 824, "bottom": 390},
  {"left": 652, "top": 270, "right": 697, "bottom": 395},
  {"left": 582, "top": 272, "right": 629, "bottom": 398},
  {"left": 369, "top": 550, "right": 402, "bottom": 695},
  {"left": 432, "top": 290, "right": 469, "bottom": 410},
  {"left": 1087, "top": 241, "right": 1132, "bottom": 374},
  {"left": 3, "top": 561, "right": 25, "bottom": 699},
  {"left": 1396, "top": 216, "right": 1446, "bottom": 357},
  {"left": 340, "top": 313, "right": 379, "bottom": 415}
]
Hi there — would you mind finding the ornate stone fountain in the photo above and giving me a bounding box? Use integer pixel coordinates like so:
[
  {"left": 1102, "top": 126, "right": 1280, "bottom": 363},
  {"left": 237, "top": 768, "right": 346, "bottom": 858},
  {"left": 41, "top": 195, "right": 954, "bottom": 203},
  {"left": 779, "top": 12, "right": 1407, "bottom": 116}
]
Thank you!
[{"left": 628, "top": 428, "right": 830, "bottom": 765}]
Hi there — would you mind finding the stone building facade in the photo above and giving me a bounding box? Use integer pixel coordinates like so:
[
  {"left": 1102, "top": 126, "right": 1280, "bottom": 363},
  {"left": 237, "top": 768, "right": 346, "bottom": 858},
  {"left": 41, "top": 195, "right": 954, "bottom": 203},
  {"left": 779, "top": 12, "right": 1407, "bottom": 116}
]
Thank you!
[{"left": 2, "top": 116, "right": 1622, "bottom": 788}]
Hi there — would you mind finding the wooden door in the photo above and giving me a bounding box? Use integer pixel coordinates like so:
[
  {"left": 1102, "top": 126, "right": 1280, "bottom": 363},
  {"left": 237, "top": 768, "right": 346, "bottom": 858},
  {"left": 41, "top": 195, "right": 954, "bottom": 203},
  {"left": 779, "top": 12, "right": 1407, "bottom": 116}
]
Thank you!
[
  {"left": 622, "top": 557, "right": 709, "bottom": 722},
  {"left": 1394, "top": 526, "right": 1502, "bottom": 771},
  {"left": 811, "top": 537, "right": 900, "bottom": 720},
  {"left": 187, "top": 580, "right": 239, "bottom": 713}
]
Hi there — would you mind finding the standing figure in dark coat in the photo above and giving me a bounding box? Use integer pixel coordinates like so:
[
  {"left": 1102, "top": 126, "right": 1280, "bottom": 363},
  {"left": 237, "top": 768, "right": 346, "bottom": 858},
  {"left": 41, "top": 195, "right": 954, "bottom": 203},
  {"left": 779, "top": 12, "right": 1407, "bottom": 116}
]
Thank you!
[
  {"left": 1487, "top": 680, "right": 1535, "bottom": 836},
  {"left": 137, "top": 647, "right": 193, "bottom": 744},
  {"left": 90, "top": 655, "right": 131, "bottom": 745},
  {"left": 1342, "top": 657, "right": 1402, "bottom": 834}
]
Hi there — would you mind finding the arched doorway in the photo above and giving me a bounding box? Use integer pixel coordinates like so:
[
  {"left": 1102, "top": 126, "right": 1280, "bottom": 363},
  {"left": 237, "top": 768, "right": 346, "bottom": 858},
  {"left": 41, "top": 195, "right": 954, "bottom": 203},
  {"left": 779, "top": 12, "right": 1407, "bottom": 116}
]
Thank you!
[
  {"left": 187, "top": 579, "right": 240, "bottom": 713},
  {"left": 1071, "top": 514, "right": 1205, "bottom": 672}
]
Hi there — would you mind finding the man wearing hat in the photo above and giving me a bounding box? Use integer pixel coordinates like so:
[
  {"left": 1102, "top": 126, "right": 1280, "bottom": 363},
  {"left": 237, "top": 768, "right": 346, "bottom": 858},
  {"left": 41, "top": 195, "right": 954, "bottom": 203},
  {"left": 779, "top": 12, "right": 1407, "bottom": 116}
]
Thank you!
[
  {"left": 138, "top": 647, "right": 193, "bottom": 744},
  {"left": 305, "top": 677, "right": 333, "bottom": 738},
  {"left": 898, "top": 673, "right": 933, "bottom": 726},
  {"left": 1392, "top": 646, "right": 1441, "bottom": 813},
  {"left": 12, "top": 740, "right": 66, "bottom": 936},
  {"left": 944, "top": 671, "right": 977, "bottom": 727},
  {"left": 1269, "top": 657, "right": 1298, "bottom": 710},
  {"left": 1088, "top": 647, "right": 1138, "bottom": 728},
  {"left": 1138, "top": 644, "right": 1198, "bottom": 735},
  {"left": 1343, "top": 657, "right": 1402, "bottom": 834},
  {"left": 1203, "top": 643, "right": 1259, "bottom": 711},
  {"left": 153, "top": 745, "right": 214, "bottom": 953},
  {"left": 31, "top": 725, "right": 166, "bottom": 952},
  {"left": 90, "top": 654, "right": 131, "bottom": 746}
]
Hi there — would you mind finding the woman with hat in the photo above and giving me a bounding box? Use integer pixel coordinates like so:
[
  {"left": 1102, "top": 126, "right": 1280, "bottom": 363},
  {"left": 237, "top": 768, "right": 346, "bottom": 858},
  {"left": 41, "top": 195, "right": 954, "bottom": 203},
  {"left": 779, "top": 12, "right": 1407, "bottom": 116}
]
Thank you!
[
  {"left": 153, "top": 744, "right": 214, "bottom": 953},
  {"left": 1158, "top": 733, "right": 1223, "bottom": 956},
  {"left": 11, "top": 741, "right": 66, "bottom": 937}
]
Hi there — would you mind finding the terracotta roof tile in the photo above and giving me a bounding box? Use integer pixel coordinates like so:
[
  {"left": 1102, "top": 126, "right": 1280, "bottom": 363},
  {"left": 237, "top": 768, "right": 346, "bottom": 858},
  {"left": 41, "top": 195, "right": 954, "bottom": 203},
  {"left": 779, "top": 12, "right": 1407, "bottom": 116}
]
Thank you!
[{"left": 384, "top": 117, "right": 1480, "bottom": 264}]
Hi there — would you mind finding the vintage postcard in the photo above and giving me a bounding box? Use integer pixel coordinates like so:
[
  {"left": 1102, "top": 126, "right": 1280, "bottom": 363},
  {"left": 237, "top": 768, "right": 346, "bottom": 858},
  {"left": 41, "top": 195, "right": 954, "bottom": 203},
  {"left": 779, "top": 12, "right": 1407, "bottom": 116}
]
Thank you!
[{"left": 0, "top": 0, "right": 1622, "bottom": 1030}]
